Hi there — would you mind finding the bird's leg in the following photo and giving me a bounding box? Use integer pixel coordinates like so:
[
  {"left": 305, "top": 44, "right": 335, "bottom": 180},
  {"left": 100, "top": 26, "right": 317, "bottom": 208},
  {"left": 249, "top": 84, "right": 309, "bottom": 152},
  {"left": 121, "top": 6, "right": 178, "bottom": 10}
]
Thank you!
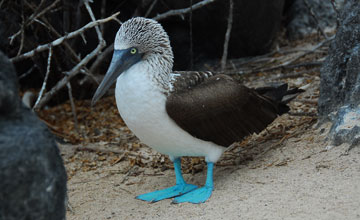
[
  {"left": 172, "top": 162, "right": 214, "bottom": 204},
  {"left": 136, "top": 157, "right": 198, "bottom": 202}
]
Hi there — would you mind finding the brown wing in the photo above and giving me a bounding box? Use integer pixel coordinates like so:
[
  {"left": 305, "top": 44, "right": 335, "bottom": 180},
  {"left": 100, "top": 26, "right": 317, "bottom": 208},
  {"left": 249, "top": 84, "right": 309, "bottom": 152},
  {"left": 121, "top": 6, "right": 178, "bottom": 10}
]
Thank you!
[{"left": 166, "top": 74, "right": 284, "bottom": 147}]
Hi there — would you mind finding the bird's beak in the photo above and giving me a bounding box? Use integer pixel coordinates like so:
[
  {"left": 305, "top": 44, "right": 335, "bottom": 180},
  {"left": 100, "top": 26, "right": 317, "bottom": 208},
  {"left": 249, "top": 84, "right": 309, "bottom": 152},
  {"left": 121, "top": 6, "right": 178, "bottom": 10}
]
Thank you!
[{"left": 91, "top": 48, "right": 142, "bottom": 106}]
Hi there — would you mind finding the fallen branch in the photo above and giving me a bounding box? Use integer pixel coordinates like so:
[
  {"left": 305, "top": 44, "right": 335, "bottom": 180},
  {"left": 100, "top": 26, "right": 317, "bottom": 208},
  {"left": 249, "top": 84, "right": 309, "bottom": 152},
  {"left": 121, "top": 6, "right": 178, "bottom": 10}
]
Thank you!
[{"left": 10, "top": 12, "right": 119, "bottom": 63}]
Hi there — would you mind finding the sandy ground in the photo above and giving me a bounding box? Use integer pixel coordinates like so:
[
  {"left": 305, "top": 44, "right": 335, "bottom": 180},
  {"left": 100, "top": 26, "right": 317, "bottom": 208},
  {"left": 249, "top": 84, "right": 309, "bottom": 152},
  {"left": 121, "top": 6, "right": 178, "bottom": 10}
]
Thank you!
[
  {"left": 61, "top": 122, "right": 360, "bottom": 220},
  {"left": 50, "top": 35, "right": 360, "bottom": 219}
]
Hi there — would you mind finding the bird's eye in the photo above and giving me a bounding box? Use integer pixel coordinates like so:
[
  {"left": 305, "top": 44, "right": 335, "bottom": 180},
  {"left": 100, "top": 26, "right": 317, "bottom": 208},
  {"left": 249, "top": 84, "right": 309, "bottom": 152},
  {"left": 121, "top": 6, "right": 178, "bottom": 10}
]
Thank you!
[{"left": 130, "top": 48, "right": 137, "bottom": 54}]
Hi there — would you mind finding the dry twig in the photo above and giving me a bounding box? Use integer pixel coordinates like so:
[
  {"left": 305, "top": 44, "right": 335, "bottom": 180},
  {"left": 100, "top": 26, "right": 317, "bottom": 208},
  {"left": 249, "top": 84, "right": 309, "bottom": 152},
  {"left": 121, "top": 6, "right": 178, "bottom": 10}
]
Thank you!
[
  {"left": 145, "top": 0, "right": 158, "bottom": 17},
  {"left": 84, "top": 0, "right": 103, "bottom": 42},
  {"left": 189, "top": 0, "right": 194, "bottom": 69},
  {"left": 152, "top": 0, "right": 217, "bottom": 21},
  {"left": 35, "top": 15, "right": 98, "bottom": 83},
  {"left": 10, "top": 0, "right": 61, "bottom": 44},
  {"left": 33, "top": 46, "right": 52, "bottom": 111},
  {"left": 66, "top": 82, "right": 79, "bottom": 133},
  {"left": 31, "top": 6, "right": 117, "bottom": 110},
  {"left": 89, "top": 43, "right": 114, "bottom": 77},
  {"left": 10, "top": 12, "right": 119, "bottom": 63},
  {"left": 220, "top": 0, "right": 234, "bottom": 71}
]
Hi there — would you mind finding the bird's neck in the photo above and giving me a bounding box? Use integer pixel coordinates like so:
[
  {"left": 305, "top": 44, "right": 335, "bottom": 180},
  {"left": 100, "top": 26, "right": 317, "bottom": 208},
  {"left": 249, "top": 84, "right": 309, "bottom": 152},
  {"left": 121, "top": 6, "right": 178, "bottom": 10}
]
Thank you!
[{"left": 143, "top": 54, "right": 173, "bottom": 94}]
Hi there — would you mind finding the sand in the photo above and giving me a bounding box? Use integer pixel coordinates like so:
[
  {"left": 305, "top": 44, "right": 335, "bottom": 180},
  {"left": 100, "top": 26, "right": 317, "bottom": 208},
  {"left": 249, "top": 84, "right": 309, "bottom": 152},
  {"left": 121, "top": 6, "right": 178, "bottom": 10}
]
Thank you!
[{"left": 62, "top": 122, "right": 360, "bottom": 220}]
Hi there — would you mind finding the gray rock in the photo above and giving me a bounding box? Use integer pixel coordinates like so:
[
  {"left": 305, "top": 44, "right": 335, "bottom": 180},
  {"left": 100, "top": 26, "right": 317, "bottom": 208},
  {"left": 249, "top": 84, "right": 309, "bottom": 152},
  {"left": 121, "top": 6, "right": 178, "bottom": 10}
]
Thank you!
[
  {"left": 0, "top": 51, "right": 20, "bottom": 115},
  {"left": 318, "top": 0, "right": 360, "bottom": 148},
  {"left": 0, "top": 51, "right": 67, "bottom": 220},
  {"left": 286, "top": 0, "right": 344, "bottom": 40},
  {"left": 330, "top": 106, "right": 360, "bottom": 147}
]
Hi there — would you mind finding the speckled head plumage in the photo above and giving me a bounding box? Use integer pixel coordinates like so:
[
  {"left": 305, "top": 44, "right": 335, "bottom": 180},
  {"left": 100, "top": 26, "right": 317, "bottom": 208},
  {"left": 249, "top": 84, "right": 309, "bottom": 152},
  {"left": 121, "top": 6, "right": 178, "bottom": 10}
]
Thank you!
[
  {"left": 114, "top": 17, "right": 174, "bottom": 70},
  {"left": 91, "top": 17, "right": 175, "bottom": 105}
]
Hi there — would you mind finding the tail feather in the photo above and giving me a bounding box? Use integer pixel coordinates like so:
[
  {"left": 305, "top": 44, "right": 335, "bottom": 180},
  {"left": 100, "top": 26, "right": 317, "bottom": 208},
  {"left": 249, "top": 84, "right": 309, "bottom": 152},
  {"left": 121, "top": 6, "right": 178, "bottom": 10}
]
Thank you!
[{"left": 255, "top": 83, "right": 304, "bottom": 115}]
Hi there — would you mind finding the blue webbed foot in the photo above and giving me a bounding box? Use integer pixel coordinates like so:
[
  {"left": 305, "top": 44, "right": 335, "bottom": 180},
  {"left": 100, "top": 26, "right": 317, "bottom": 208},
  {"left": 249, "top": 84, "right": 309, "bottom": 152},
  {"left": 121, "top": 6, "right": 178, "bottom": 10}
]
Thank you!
[
  {"left": 173, "top": 162, "right": 215, "bottom": 204},
  {"left": 136, "top": 183, "right": 198, "bottom": 203},
  {"left": 172, "top": 185, "right": 213, "bottom": 204}
]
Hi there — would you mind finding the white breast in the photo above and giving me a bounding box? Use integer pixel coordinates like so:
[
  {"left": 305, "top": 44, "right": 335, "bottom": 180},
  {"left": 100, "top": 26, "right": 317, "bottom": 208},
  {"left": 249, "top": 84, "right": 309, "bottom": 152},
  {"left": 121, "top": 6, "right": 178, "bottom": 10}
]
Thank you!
[{"left": 115, "top": 62, "right": 225, "bottom": 162}]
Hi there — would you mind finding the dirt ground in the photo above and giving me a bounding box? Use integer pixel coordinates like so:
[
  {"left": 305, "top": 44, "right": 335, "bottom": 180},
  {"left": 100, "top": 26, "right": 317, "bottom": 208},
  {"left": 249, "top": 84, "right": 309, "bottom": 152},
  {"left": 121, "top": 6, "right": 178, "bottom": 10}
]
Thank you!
[{"left": 60, "top": 122, "right": 360, "bottom": 220}]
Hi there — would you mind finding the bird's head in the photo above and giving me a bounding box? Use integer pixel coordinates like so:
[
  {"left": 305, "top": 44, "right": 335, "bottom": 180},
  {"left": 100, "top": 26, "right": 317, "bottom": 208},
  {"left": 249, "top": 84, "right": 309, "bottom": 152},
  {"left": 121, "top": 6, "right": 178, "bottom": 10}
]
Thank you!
[{"left": 91, "top": 17, "right": 173, "bottom": 106}]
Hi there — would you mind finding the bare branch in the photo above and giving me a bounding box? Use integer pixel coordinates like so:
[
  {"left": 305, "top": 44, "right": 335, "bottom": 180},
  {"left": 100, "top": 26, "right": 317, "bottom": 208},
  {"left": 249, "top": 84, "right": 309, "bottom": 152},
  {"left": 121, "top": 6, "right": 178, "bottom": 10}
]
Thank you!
[
  {"left": 67, "top": 82, "right": 79, "bottom": 133},
  {"left": 152, "top": 0, "right": 217, "bottom": 21},
  {"left": 33, "top": 46, "right": 53, "bottom": 111},
  {"left": 220, "top": 0, "right": 234, "bottom": 71},
  {"left": 10, "top": 12, "right": 119, "bottom": 63},
  {"left": 19, "top": 64, "right": 38, "bottom": 80},
  {"left": 0, "top": 0, "right": 5, "bottom": 8},
  {"left": 36, "top": 15, "right": 97, "bottom": 83},
  {"left": 17, "top": 19, "right": 25, "bottom": 56},
  {"left": 84, "top": 0, "right": 103, "bottom": 42},
  {"left": 59, "top": 0, "right": 103, "bottom": 131},
  {"left": 145, "top": 0, "right": 158, "bottom": 17},
  {"left": 78, "top": 43, "right": 114, "bottom": 86},
  {"left": 9, "top": 0, "right": 61, "bottom": 44},
  {"left": 189, "top": 0, "right": 194, "bottom": 69},
  {"left": 35, "top": 39, "right": 105, "bottom": 110},
  {"left": 100, "top": 0, "right": 107, "bottom": 34},
  {"left": 33, "top": 6, "right": 112, "bottom": 110},
  {"left": 89, "top": 43, "right": 114, "bottom": 75}
]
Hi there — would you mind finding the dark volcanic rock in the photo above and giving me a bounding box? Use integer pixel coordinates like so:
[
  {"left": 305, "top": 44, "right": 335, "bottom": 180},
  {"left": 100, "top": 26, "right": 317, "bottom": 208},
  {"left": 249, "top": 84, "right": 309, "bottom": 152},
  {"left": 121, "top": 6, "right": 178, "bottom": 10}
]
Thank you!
[
  {"left": 286, "top": 0, "right": 344, "bottom": 40},
  {"left": 0, "top": 52, "right": 67, "bottom": 220},
  {"left": 318, "top": 0, "right": 360, "bottom": 148},
  {"left": 0, "top": 52, "right": 20, "bottom": 116}
]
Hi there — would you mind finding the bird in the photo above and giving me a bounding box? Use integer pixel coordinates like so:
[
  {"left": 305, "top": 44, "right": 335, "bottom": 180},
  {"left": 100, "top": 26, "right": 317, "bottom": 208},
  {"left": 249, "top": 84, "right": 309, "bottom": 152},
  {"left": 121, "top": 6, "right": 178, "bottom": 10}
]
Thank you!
[{"left": 91, "top": 17, "right": 302, "bottom": 204}]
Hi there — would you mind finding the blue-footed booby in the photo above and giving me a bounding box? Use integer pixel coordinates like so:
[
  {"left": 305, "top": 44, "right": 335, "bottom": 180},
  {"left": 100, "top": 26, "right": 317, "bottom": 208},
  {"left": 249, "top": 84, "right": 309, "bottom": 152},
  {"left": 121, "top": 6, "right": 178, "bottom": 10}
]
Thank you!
[{"left": 91, "top": 17, "right": 302, "bottom": 204}]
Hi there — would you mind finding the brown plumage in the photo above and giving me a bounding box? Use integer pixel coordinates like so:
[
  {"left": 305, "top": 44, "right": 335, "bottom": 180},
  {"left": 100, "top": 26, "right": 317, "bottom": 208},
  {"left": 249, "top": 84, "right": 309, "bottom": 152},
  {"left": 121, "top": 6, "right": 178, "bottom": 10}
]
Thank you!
[{"left": 166, "top": 72, "right": 301, "bottom": 147}]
